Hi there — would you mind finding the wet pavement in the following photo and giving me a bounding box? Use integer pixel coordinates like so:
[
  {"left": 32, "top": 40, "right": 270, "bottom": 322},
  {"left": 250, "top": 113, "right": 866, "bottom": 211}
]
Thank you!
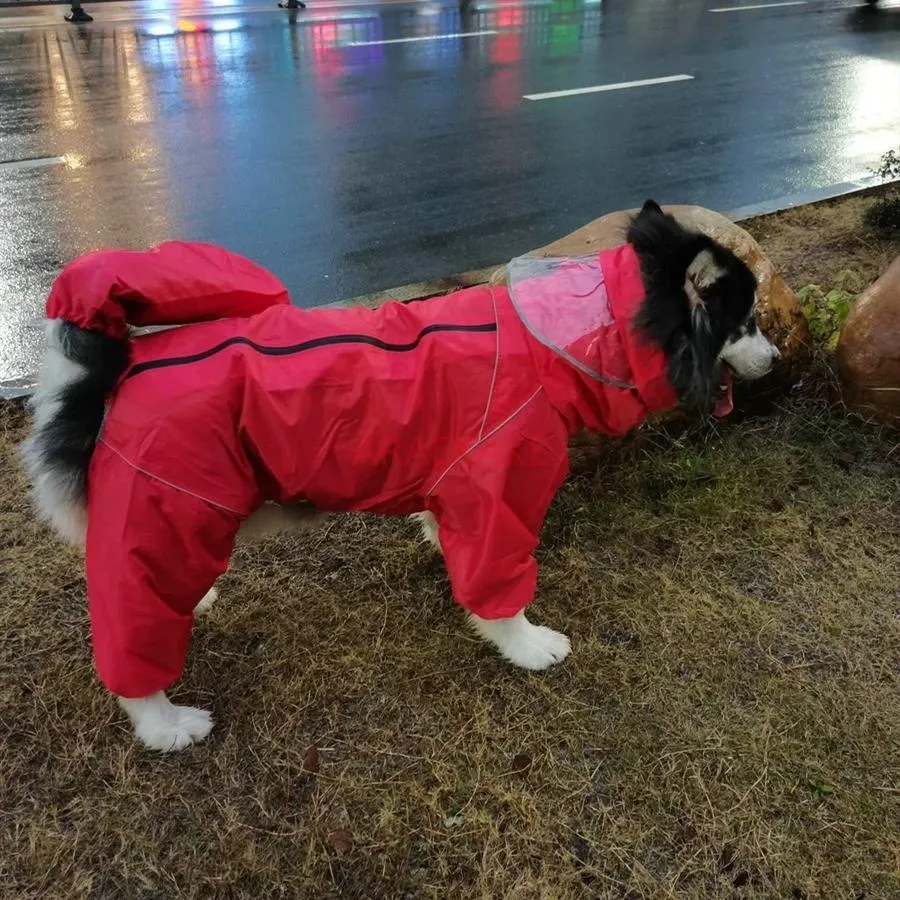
[{"left": 1, "top": 0, "right": 899, "bottom": 381}]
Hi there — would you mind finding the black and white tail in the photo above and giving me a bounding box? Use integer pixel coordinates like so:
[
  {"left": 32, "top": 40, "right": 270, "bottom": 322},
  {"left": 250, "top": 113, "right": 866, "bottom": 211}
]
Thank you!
[
  {"left": 21, "top": 241, "right": 294, "bottom": 545},
  {"left": 20, "top": 320, "right": 130, "bottom": 546}
]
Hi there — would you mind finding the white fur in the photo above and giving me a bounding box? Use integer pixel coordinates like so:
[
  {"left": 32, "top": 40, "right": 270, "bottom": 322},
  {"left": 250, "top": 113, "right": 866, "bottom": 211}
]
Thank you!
[
  {"left": 20, "top": 320, "right": 89, "bottom": 546},
  {"left": 720, "top": 327, "right": 780, "bottom": 379},
  {"left": 193, "top": 587, "right": 218, "bottom": 616},
  {"left": 117, "top": 691, "right": 213, "bottom": 752},
  {"left": 469, "top": 610, "right": 571, "bottom": 670},
  {"left": 686, "top": 249, "right": 725, "bottom": 292},
  {"left": 411, "top": 511, "right": 441, "bottom": 550}
]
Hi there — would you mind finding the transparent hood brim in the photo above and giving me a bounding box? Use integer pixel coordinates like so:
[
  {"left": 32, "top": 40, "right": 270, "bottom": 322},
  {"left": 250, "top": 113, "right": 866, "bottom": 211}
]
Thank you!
[{"left": 506, "top": 254, "right": 634, "bottom": 389}]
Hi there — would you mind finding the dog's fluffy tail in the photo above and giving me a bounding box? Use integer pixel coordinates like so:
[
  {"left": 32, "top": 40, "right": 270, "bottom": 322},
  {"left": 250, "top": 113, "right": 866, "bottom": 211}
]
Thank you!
[
  {"left": 20, "top": 320, "right": 130, "bottom": 546},
  {"left": 20, "top": 242, "right": 292, "bottom": 545}
]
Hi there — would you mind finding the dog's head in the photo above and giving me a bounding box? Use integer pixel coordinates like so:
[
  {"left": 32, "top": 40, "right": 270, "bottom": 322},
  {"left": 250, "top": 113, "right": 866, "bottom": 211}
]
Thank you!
[{"left": 629, "top": 199, "right": 780, "bottom": 413}]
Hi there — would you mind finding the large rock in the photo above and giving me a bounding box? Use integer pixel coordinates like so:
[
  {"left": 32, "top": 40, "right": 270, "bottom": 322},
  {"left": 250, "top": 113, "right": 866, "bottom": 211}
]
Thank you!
[
  {"left": 523, "top": 205, "right": 808, "bottom": 364},
  {"left": 837, "top": 253, "right": 900, "bottom": 427}
]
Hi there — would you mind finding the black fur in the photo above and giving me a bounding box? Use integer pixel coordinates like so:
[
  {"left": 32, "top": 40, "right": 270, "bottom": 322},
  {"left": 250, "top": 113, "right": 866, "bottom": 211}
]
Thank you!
[
  {"left": 34, "top": 323, "right": 130, "bottom": 500},
  {"left": 629, "top": 199, "right": 758, "bottom": 411}
]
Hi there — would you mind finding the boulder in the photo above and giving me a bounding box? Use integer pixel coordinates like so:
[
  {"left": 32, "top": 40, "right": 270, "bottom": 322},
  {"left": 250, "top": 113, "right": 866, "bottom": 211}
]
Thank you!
[
  {"left": 836, "top": 253, "right": 900, "bottom": 427},
  {"left": 522, "top": 205, "right": 808, "bottom": 365}
]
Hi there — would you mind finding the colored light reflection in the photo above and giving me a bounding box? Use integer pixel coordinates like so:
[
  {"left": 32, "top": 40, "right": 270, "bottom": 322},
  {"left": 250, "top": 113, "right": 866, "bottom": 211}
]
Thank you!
[
  {"left": 145, "top": 22, "right": 178, "bottom": 37},
  {"left": 491, "top": 5, "right": 522, "bottom": 64},
  {"left": 145, "top": 18, "right": 242, "bottom": 37},
  {"left": 307, "top": 16, "right": 385, "bottom": 78}
]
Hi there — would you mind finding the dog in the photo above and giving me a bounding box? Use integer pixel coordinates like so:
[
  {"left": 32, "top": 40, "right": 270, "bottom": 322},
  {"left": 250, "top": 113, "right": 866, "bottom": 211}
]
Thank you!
[{"left": 21, "top": 200, "right": 780, "bottom": 752}]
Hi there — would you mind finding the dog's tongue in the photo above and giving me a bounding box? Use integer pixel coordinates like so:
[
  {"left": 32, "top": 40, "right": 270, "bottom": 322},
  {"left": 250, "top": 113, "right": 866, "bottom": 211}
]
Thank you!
[{"left": 714, "top": 367, "right": 734, "bottom": 417}]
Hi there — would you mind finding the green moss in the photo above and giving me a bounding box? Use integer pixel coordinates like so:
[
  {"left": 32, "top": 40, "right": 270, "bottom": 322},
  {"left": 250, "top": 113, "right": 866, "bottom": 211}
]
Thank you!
[{"left": 797, "top": 284, "right": 856, "bottom": 351}]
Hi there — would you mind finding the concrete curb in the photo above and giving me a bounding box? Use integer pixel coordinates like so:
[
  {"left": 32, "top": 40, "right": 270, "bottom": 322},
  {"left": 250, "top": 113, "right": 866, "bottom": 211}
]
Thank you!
[
  {"left": 725, "top": 174, "right": 885, "bottom": 221},
  {"left": 1, "top": 174, "right": 895, "bottom": 400},
  {"left": 0, "top": 378, "right": 35, "bottom": 400}
]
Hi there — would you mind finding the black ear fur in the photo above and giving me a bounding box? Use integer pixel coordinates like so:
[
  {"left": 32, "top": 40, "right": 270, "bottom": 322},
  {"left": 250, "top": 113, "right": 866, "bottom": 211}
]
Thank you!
[{"left": 627, "top": 203, "right": 755, "bottom": 411}]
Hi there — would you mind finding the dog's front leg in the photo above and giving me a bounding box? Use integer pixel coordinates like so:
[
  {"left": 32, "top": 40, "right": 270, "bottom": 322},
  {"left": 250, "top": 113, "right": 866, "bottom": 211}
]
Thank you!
[
  {"left": 410, "top": 511, "right": 441, "bottom": 551},
  {"left": 468, "top": 610, "right": 570, "bottom": 670},
  {"left": 117, "top": 691, "right": 213, "bottom": 752}
]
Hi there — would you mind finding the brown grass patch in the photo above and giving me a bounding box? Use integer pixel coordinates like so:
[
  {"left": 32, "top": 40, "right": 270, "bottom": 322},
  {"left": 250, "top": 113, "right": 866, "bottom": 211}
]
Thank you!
[
  {"left": 2, "top": 192, "right": 899, "bottom": 898},
  {"left": 743, "top": 187, "right": 899, "bottom": 291},
  {"left": 2, "top": 384, "right": 899, "bottom": 899}
]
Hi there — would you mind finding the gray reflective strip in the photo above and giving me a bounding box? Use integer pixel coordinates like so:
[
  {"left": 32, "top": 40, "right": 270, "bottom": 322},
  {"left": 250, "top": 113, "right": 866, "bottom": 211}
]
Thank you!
[{"left": 98, "top": 439, "right": 245, "bottom": 515}]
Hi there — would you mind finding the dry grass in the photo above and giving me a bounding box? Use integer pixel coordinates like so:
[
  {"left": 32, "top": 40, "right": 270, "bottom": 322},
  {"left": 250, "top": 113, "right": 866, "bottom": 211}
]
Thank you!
[
  {"left": 743, "top": 188, "right": 899, "bottom": 291},
  {"left": 2, "top": 193, "right": 900, "bottom": 899},
  {"left": 2, "top": 386, "right": 899, "bottom": 899}
]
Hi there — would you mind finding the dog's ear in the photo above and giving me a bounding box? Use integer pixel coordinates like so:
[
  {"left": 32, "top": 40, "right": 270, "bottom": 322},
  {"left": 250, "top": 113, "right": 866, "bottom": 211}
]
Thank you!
[
  {"left": 674, "top": 247, "right": 726, "bottom": 409},
  {"left": 684, "top": 248, "right": 725, "bottom": 319},
  {"left": 640, "top": 199, "right": 663, "bottom": 216},
  {"left": 686, "top": 248, "right": 725, "bottom": 295}
]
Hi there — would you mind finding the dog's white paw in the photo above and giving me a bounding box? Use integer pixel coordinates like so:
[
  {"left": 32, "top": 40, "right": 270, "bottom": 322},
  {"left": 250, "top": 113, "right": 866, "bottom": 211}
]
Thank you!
[
  {"left": 468, "top": 611, "right": 571, "bottom": 671},
  {"left": 134, "top": 705, "right": 213, "bottom": 752},
  {"left": 502, "top": 624, "right": 571, "bottom": 670},
  {"left": 118, "top": 692, "right": 214, "bottom": 752},
  {"left": 194, "top": 587, "right": 218, "bottom": 616}
]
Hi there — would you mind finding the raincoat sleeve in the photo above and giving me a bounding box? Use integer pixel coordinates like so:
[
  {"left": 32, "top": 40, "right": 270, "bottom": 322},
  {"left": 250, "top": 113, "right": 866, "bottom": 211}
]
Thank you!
[
  {"left": 47, "top": 241, "right": 291, "bottom": 338},
  {"left": 85, "top": 443, "right": 243, "bottom": 699},
  {"left": 428, "top": 401, "right": 570, "bottom": 620}
]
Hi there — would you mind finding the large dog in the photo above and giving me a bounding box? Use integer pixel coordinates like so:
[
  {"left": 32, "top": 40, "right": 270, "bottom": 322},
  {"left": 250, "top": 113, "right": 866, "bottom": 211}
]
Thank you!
[{"left": 21, "top": 201, "right": 780, "bottom": 752}]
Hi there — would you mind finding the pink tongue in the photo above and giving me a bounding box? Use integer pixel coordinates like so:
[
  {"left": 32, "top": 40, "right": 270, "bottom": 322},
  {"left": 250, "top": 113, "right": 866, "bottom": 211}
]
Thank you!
[{"left": 714, "top": 367, "right": 734, "bottom": 417}]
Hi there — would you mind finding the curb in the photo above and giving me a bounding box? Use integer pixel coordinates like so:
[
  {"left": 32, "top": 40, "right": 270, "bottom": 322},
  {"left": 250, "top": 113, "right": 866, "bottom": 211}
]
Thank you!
[
  {"left": 1, "top": 174, "right": 894, "bottom": 400},
  {"left": 725, "top": 174, "right": 885, "bottom": 221}
]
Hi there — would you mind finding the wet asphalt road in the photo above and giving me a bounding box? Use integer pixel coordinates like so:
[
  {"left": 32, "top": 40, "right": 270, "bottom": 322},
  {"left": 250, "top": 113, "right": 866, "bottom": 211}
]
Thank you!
[{"left": 0, "top": 0, "right": 899, "bottom": 381}]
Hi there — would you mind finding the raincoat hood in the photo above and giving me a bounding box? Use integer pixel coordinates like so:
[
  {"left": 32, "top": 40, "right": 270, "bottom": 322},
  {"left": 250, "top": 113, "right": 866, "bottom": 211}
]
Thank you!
[{"left": 506, "top": 244, "right": 677, "bottom": 435}]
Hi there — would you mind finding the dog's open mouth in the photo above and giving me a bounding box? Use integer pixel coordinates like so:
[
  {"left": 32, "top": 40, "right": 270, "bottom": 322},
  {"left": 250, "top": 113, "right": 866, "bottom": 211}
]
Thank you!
[{"left": 714, "top": 365, "right": 734, "bottom": 418}]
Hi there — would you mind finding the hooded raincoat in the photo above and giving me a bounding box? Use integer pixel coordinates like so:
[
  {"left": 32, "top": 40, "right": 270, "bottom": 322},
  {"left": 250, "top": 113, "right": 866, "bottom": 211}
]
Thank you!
[{"left": 46, "top": 241, "right": 676, "bottom": 698}]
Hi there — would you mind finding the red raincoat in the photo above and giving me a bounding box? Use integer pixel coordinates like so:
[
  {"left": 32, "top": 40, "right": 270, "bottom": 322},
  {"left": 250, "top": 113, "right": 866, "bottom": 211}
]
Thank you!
[{"left": 47, "top": 242, "right": 676, "bottom": 698}]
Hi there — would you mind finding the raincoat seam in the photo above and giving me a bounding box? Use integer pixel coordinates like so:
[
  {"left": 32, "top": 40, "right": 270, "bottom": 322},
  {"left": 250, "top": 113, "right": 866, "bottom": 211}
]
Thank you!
[
  {"left": 477, "top": 287, "right": 502, "bottom": 442},
  {"left": 425, "top": 385, "right": 544, "bottom": 497},
  {"left": 97, "top": 438, "right": 244, "bottom": 515}
]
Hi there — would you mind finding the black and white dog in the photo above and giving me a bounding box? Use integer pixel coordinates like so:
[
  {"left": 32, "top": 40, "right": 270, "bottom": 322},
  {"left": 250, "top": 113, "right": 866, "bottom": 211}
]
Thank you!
[{"left": 21, "top": 201, "right": 780, "bottom": 751}]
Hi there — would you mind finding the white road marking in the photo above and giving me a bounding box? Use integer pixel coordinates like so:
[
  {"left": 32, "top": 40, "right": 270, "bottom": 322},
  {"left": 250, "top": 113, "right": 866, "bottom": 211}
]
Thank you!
[
  {"left": 709, "top": 2, "right": 807, "bottom": 12},
  {"left": 523, "top": 74, "right": 694, "bottom": 102},
  {"left": 0, "top": 156, "right": 66, "bottom": 172},
  {"left": 346, "top": 30, "right": 498, "bottom": 47}
]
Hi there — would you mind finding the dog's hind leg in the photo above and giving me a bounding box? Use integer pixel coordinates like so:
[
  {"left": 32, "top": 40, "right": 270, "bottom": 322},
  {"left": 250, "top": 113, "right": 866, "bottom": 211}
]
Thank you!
[{"left": 86, "top": 443, "right": 241, "bottom": 751}]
